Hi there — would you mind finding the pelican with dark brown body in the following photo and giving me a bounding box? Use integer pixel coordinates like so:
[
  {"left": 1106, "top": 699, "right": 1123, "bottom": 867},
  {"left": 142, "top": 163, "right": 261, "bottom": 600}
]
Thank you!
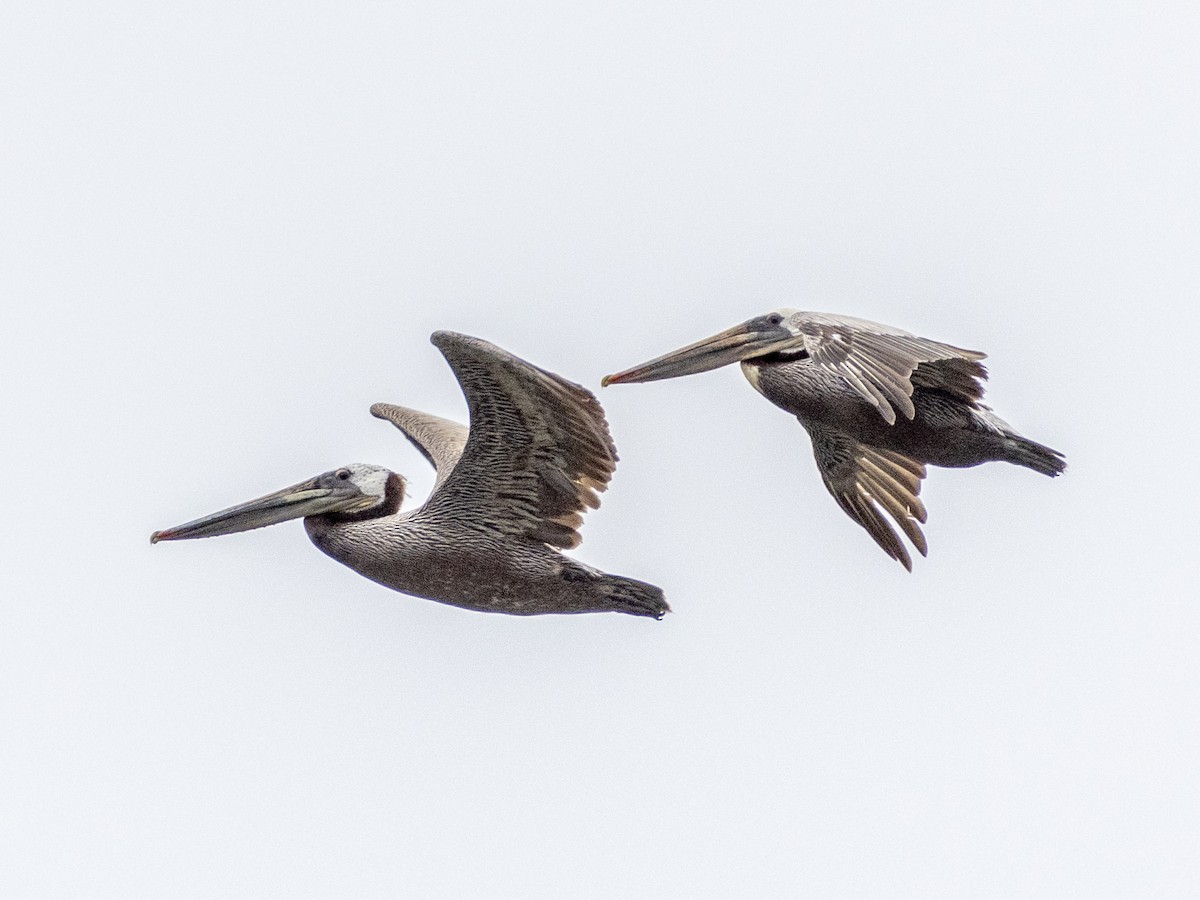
[
  {"left": 152, "top": 332, "right": 667, "bottom": 618},
  {"left": 602, "top": 309, "right": 1065, "bottom": 570}
]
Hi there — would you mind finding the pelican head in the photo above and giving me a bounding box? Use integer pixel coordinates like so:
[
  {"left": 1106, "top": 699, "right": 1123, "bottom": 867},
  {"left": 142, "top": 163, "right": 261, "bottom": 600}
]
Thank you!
[
  {"left": 150, "top": 463, "right": 403, "bottom": 543},
  {"left": 601, "top": 308, "right": 802, "bottom": 386}
]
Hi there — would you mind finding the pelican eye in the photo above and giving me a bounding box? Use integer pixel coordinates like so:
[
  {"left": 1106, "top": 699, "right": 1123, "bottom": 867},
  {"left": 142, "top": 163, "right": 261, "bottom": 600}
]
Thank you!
[
  {"left": 336, "top": 469, "right": 351, "bottom": 481},
  {"left": 766, "top": 313, "right": 784, "bottom": 326}
]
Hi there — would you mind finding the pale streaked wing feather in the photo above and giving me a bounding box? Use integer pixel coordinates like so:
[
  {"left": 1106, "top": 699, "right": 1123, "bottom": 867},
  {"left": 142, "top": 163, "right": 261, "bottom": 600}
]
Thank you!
[
  {"left": 370, "top": 403, "right": 470, "bottom": 491},
  {"left": 806, "top": 421, "right": 929, "bottom": 571}
]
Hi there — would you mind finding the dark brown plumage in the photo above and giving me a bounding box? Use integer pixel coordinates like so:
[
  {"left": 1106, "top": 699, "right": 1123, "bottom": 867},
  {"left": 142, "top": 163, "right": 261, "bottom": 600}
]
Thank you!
[
  {"left": 603, "top": 309, "right": 1065, "bottom": 570},
  {"left": 153, "top": 332, "right": 667, "bottom": 618}
]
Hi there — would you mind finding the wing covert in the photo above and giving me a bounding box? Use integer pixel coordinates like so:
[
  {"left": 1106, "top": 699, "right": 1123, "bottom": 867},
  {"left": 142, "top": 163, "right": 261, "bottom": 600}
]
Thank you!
[
  {"left": 791, "top": 312, "right": 988, "bottom": 425},
  {"left": 417, "top": 332, "right": 618, "bottom": 549}
]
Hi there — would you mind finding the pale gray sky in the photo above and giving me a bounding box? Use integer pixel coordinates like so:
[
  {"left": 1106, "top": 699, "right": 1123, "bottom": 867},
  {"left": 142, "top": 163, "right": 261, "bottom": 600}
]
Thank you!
[{"left": 3, "top": 1, "right": 1197, "bottom": 896}]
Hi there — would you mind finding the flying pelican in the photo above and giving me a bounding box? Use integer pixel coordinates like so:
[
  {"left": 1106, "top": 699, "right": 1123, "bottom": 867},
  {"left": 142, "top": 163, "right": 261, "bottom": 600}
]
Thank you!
[
  {"left": 152, "top": 332, "right": 668, "bottom": 618},
  {"left": 602, "top": 310, "right": 1065, "bottom": 570}
]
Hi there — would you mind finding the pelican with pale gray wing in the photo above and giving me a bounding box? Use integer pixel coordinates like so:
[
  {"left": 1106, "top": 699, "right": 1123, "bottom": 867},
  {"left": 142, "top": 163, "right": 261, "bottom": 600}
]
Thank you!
[
  {"left": 602, "top": 310, "right": 1065, "bottom": 570},
  {"left": 152, "top": 332, "right": 667, "bottom": 618}
]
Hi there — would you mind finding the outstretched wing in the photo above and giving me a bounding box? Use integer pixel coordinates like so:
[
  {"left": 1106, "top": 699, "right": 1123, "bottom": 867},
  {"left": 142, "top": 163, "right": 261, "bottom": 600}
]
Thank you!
[
  {"left": 370, "top": 403, "right": 469, "bottom": 491},
  {"left": 790, "top": 312, "right": 988, "bottom": 425},
  {"left": 805, "top": 421, "right": 929, "bottom": 571},
  {"left": 416, "top": 331, "right": 618, "bottom": 550}
]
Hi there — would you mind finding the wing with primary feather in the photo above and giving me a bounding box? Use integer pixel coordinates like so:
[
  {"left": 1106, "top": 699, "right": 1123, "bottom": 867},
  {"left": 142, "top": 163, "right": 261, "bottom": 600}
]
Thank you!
[
  {"left": 417, "top": 331, "right": 618, "bottom": 549},
  {"left": 805, "top": 421, "right": 929, "bottom": 571},
  {"left": 370, "top": 404, "right": 469, "bottom": 491},
  {"left": 791, "top": 312, "right": 988, "bottom": 425}
]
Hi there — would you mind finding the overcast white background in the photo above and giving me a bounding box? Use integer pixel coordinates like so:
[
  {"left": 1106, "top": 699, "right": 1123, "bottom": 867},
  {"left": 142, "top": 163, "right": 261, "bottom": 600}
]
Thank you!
[{"left": 3, "top": 1, "right": 1197, "bottom": 896}]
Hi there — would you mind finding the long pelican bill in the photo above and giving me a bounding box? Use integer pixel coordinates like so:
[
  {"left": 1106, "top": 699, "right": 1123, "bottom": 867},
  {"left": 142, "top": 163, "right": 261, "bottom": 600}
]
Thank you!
[
  {"left": 150, "top": 477, "right": 375, "bottom": 544},
  {"left": 601, "top": 317, "right": 798, "bottom": 386}
]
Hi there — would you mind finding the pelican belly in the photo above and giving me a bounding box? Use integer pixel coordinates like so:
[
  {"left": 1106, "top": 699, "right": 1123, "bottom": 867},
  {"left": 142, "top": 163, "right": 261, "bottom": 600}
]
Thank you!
[{"left": 304, "top": 516, "right": 663, "bottom": 616}]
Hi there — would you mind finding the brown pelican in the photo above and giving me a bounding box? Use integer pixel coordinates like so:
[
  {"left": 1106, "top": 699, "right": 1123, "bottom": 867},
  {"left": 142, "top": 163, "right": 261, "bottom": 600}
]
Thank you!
[
  {"left": 152, "top": 332, "right": 668, "bottom": 618},
  {"left": 602, "top": 310, "right": 1065, "bottom": 571}
]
